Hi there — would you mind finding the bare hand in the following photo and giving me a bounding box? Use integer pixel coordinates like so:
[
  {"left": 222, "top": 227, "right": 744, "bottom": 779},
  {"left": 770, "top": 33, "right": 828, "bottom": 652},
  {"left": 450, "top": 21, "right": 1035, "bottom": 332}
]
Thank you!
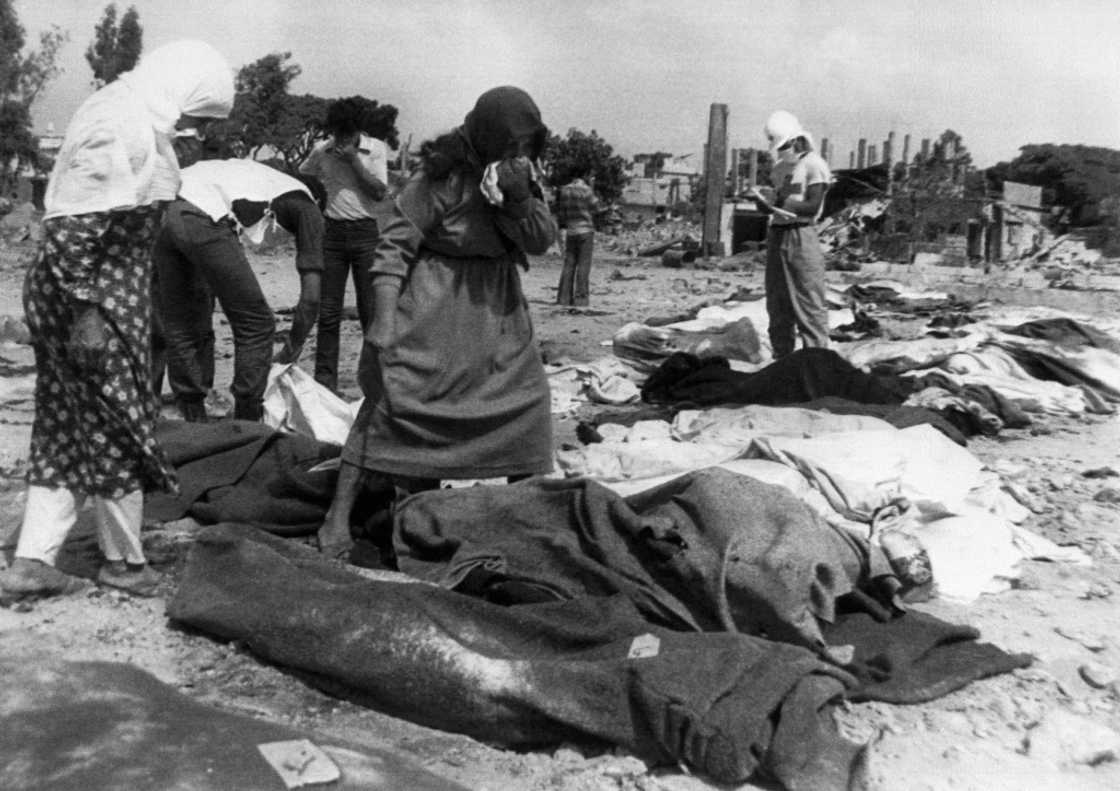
[
  {"left": 496, "top": 156, "right": 534, "bottom": 205},
  {"left": 273, "top": 336, "right": 303, "bottom": 365},
  {"left": 67, "top": 305, "right": 109, "bottom": 371}
]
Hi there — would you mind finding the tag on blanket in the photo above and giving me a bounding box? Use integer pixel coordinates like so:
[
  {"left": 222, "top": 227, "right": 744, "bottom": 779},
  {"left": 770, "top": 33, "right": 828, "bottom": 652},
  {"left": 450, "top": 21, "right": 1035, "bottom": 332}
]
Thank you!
[
  {"left": 257, "top": 739, "right": 340, "bottom": 788},
  {"left": 627, "top": 633, "right": 661, "bottom": 659},
  {"left": 825, "top": 644, "right": 856, "bottom": 665}
]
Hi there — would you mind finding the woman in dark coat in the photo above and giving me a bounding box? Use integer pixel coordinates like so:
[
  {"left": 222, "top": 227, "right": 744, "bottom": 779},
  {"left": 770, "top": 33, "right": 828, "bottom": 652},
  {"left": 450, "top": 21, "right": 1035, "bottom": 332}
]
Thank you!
[{"left": 318, "top": 86, "right": 557, "bottom": 556}]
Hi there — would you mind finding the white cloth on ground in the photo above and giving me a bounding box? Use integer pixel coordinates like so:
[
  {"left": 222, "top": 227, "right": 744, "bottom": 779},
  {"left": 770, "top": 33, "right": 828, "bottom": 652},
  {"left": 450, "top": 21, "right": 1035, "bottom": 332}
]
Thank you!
[
  {"left": 839, "top": 333, "right": 988, "bottom": 374},
  {"left": 743, "top": 424, "right": 1084, "bottom": 602},
  {"left": 672, "top": 404, "right": 895, "bottom": 446},
  {"left": 263, "top": 364, "right": 362, "bottom": 447},
  {"left": 922, "top": 348, "right": 1102, "bottom": 415}
]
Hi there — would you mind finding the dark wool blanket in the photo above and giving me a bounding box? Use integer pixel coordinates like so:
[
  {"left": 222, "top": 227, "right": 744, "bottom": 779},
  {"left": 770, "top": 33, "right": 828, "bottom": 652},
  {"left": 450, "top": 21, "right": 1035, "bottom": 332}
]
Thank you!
[
  {"left": 145, "top": 420, "right": 341, "bottom": 535},
  {"left": 0, "top": 646, "right": 464, "bottom": 791},
  {"left": 169, "top": 524, "right": 865, "bottom": 790}
]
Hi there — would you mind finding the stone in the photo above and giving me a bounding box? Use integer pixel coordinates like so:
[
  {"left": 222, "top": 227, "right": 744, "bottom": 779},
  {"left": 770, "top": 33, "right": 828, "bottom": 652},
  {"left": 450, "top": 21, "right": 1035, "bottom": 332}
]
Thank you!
[
  {"left": 1094, "top": 486, "right": 1120, "bottom": 504},
  {"left": 1080, "top": 661, "right": 1118, "bottom": 689}
]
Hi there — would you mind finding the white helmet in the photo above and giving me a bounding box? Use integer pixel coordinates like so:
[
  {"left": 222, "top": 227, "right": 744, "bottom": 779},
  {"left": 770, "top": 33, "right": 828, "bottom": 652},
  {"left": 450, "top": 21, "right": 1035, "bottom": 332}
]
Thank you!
[{"left": 764, "top": 110, "right": 812, "bottom": 155}]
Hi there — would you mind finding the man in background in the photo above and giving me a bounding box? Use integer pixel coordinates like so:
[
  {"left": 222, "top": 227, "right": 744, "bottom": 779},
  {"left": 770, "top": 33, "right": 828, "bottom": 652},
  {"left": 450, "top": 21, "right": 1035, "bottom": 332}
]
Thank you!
[
  {"left": 300, "top": 98, "right": 388, "bottom": 392},
  {"left": 554, "top": 166, "right": 599, "bottom": 307}
]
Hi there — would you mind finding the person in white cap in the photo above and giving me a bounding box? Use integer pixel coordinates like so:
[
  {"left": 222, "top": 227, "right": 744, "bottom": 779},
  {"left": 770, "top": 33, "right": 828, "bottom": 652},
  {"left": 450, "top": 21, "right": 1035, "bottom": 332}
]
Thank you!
[
  {"left": 747, "top": 110, "right": 832, "bottom": 358},
  {"left": 0, "top": 40, "right": 234, "bottom": 599}
]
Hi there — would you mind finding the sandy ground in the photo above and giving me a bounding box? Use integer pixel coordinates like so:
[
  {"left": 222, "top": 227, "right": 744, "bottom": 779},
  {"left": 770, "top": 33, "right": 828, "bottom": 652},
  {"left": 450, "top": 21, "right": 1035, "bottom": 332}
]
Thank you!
[{"left": 3, "top": 232, "right": 1120, "bottom": 791}]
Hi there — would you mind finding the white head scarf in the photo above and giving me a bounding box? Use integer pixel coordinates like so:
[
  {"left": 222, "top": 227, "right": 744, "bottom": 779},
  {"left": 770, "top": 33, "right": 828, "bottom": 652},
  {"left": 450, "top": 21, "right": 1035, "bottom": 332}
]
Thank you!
[
  {"left": 44, "top": 40, "right": 234, "bottom": 219},
  {"left": 119, "top": 39, "right": 234, "bottom": 133}
]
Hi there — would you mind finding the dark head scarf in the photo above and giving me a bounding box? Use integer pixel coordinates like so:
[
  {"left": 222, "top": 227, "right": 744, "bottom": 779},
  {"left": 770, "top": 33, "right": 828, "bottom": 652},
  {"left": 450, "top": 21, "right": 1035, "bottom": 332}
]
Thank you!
[{"left": 462, "top": 86, "right": 548, "bottom": 163}]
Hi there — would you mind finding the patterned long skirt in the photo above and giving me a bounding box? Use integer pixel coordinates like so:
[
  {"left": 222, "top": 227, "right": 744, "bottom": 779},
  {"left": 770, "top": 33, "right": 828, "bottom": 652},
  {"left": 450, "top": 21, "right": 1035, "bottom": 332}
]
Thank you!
[{"left": 23, "top": 208, "right": 178, "bottom": 498}]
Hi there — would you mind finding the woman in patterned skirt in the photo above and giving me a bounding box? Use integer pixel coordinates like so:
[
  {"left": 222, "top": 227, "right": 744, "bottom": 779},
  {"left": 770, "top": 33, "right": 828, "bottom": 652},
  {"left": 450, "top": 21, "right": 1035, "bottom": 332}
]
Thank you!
[{"left": 0, "top": 41, "right": 234, "bottom": 598}]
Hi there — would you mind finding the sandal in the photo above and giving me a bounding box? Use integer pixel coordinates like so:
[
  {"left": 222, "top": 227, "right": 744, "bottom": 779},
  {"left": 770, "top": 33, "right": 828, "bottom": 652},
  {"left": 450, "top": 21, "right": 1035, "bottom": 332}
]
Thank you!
[
  {"left": 96, "top": 562, "right": 164, "bottom": 597},
  {"left": 0, "top": 558, "right": 90, "bottom": 599}
]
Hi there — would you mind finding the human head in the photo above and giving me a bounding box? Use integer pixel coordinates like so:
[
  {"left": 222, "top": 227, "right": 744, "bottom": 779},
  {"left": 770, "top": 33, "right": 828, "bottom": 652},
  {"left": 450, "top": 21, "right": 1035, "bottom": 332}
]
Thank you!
[
  {"left": 172, "top": 129, "right": 204, "bottom": 167},
  {"left": 325, "top": 98, "right": 363, "bottom": 147},
  {"left": 463, "top": 86, "right": 548, "bottom": 163},
  {"left": 119, "top": 40, "right": 234, "bottom": 135},
  {"left": 568, "top": 164, "right": 591, "bottom": 182},
  {"left": 764, "top": 110, "right": 813, "bottom": 160}
]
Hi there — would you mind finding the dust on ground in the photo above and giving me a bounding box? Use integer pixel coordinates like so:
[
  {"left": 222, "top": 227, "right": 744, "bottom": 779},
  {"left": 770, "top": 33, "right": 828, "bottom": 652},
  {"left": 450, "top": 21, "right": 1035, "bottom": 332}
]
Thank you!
[{"left": 3, "top": 234, "right": 1120, "bottom": 791}]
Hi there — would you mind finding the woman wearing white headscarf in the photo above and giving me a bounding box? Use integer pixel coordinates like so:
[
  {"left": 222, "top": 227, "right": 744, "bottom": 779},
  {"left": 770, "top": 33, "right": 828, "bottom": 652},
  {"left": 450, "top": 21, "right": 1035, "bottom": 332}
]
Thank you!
[{"left": 0, "top": 40, "right": 233, "bottom": 599}]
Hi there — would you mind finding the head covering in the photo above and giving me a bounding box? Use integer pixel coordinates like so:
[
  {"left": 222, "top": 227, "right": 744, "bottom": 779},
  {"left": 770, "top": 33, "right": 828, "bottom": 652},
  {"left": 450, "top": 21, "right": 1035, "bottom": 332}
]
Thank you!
[
  {"left": 764, "top": 110, "right": 814, "bottom": 157},
  {"left": 120, "top": 39, "right": 234, "bottom": 134},
  {"left": 462, "top": 86, "right": 547, "bottom": 164},
  {"left": 43, "top": 40, "right": 233, "bottom": 219}
]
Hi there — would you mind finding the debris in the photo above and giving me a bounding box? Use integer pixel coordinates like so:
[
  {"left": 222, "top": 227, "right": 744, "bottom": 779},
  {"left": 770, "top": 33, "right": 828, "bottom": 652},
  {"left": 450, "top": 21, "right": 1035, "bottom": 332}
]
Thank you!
[
  {"left": 637, "top": 235, "right": 698, "bottom": 258},
  {"left": 1082, "top": 466, "right": 1119, "bottom": 479},
  {"left": 257, "top": 739, "right": 340, "bottom": 788}
]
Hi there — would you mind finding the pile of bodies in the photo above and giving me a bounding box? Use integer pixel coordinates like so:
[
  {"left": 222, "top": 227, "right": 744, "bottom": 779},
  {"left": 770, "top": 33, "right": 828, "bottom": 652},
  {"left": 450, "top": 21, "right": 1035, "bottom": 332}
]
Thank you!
[{"left": 128, "top": 281, "right": 1120, "bottom": 789}]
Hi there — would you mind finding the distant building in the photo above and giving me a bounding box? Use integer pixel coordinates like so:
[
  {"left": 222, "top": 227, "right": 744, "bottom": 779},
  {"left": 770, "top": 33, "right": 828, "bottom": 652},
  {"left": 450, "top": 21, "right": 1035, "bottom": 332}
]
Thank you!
[{"left": 621, "top": 154, "right": 699, "bottom": 214}]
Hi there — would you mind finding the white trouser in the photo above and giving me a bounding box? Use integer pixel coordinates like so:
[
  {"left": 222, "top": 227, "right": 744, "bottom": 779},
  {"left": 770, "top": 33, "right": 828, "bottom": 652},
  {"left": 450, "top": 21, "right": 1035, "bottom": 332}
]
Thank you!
[{"left": 16, "top": 485, "right": 145, "bottom": 566}]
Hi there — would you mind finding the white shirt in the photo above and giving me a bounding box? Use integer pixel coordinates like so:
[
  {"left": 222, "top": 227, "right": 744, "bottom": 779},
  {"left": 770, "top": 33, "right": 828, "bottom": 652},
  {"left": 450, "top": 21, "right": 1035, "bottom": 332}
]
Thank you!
[
  {"left": 769, "top": 151, "right": 831, "bottom": 225},
  {"left": 299, "top": 134, "right": 388, "bottom": 221},
  {"left": 178, "top": 159, "right": 312, "bottom": 222}
]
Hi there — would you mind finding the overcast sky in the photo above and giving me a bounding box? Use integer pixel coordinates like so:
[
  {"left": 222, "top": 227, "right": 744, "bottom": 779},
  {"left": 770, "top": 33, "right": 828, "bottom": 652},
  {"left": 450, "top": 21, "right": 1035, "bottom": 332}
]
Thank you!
[{"left": 14, "top": 0, "right": 1120, "bottom": 169}]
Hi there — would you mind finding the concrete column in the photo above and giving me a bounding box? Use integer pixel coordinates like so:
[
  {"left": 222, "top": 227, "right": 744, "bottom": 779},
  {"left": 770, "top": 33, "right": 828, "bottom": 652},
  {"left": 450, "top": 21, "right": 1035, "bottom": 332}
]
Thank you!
[
  {"left": 884, "top": 131, "right": 895, "bottom": 195},
  {"left": 730, "top": 148, "right": 741, "bottom": 194},
  {"left": 857, "top": 138, "right": 867, "bottom": 169},
  {"left": 901, "top": 134, "right": 911, "bottom": 166},
  {"left": 920, "top": 138, "right": 931, "bottom": 161},
  {"left": 820, "top": 137, "right": 830, "bottom": 165},
  {"left": 849, "top": 151, "right": 855, "bottom": 169},
  {"left": 868, "top": 143, "right": 877, "bottom": 166},
  {"left": 748, "top": 148, "right": 758, "bottom": 189},
  {"left": 701, "top": 103, "right": 729, "bottom": 258}
]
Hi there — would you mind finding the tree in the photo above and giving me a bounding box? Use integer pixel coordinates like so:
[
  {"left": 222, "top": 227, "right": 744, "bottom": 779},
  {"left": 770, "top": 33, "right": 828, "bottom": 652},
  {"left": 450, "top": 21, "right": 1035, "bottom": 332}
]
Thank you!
[
  {"left": 225, "top": 52, "right": 306, "bottom": 164},
  {"left": 544, "top": 128, "right": 628, "bottom": 203},
  {"left": 219, "top": 53, "right": 400, "bottom": 172},
  {"left": 988, "top": 144, "right": 1120, "bottom": 226},
  {"left": 1, "top": 0, "right": 68, "bottom": 193},
  {"left": 85, "top": 4, "right": 142, "bottom": 87}
]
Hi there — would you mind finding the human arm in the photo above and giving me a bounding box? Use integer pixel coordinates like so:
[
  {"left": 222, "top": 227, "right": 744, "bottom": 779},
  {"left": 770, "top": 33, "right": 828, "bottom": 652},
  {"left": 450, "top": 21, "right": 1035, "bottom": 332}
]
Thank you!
[
  {"left": 744, "top": 186, "right": 798, "bottom": 221},
  {"left": 332, "top": 138, "right": 388, "bottom": 201},
  {"left": 275, "top": 270, "right": 321, "bottom": 364},
  {"left": 777, "top": 182, "right": 827, "bottom": 220},
  {"left": 358, "top": 175, "right": 436, "bottom": 359},
  {"left": 491, "top": 157, "right": 557, "bottom": 254},
  {"left": 42, "top": 212, "right": 115, "bottom": 369}
]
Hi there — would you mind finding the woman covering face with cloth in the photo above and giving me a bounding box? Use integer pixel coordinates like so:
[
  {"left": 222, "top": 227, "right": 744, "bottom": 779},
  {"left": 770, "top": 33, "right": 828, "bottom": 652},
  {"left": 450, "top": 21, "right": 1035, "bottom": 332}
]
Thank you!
[{"left": 318, "top": 86, "right": 557, "bottom": 558}]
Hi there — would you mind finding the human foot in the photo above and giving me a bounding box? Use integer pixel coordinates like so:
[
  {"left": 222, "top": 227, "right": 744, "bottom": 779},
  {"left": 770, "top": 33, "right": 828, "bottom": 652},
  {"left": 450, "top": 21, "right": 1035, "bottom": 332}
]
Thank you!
[
  {"left": 316, "top": 513, "right": 355, "bottom": 560},
  {"left": 97, "top": 561, "right": 163, "bottom": 597},
  {"left": 0, "top": 558, "right": 89, "bottom": 598}
]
